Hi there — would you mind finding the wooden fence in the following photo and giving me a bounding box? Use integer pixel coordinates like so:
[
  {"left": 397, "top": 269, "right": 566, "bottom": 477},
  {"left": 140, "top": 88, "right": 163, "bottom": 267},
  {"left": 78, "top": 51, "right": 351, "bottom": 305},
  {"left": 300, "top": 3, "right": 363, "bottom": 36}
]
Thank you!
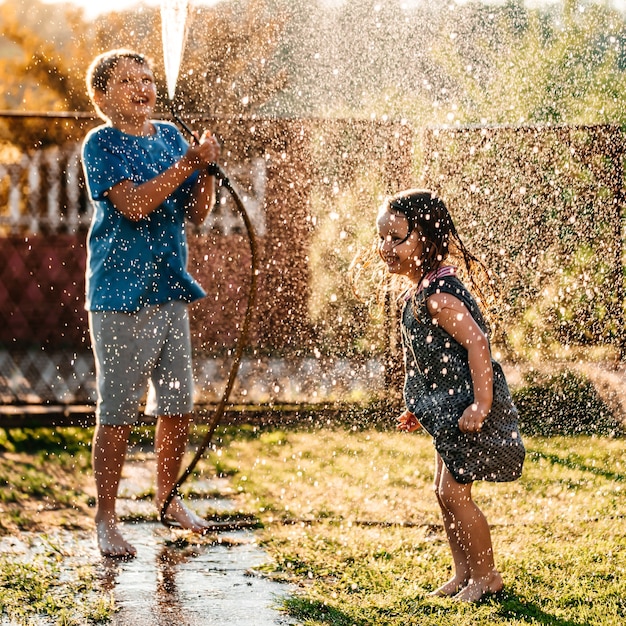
[{"left": 0, "top": 115, "right": 413, "bottom": 405}]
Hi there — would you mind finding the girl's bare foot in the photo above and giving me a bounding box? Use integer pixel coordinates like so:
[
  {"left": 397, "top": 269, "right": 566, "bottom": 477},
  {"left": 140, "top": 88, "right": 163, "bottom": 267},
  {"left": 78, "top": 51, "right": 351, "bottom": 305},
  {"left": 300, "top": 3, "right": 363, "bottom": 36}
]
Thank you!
[
  {"left": 429, "top": 575, "right": 469, "bottom": 597},
  {"left": 96, "top": 515, "right": 137, "bottom": 559},
  {"left": 159, "top": 496, "right": 212, "bottom": 533},
  {"left": 454, "top": 570, "right": 503, "bottom": 602}
]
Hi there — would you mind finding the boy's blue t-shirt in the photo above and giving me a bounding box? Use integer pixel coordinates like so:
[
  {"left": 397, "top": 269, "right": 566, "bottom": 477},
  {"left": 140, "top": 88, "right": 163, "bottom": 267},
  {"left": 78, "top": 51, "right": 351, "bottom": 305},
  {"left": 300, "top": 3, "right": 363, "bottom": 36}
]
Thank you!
[{"left": 82, "top": 121, "right": 206, "bottom": 312}]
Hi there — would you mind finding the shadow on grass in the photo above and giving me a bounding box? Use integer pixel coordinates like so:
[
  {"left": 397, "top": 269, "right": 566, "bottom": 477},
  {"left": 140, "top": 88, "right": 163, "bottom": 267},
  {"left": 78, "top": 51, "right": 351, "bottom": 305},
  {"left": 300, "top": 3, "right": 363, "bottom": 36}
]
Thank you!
[
  {"left": 284, "top": 591, "right": 592, "bottom": 626},
  {"left": 529, "top": 449, "right": 625, "bottom": 483},
  {"left": 284, "top": 597, "right": 370, "bottom": 626},
  {"left": 495, "top": 590, "right": 591, "bottom": 626}
]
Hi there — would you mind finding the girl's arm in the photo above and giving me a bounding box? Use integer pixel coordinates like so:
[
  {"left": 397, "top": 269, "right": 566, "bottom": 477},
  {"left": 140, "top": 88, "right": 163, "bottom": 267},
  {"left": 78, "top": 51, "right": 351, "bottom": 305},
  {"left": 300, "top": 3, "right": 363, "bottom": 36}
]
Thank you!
[
  {"left": 426, "top": 293, "right": 493, "bottom": 434},
  {"left": 105, "top": 133, "right": 220, "bottom": 223}
]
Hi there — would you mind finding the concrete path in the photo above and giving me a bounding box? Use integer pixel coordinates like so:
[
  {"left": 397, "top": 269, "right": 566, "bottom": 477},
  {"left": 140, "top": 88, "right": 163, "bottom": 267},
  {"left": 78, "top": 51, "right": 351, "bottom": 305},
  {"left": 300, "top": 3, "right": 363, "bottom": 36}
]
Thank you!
[
  {"left": 100, "top": 522, "right": 297, "bottom": 626},
  {"left": 101, "top": 451, "right": 298, "bottom": 626},
  {"left": 1, "top": 447, "right": 299, "bottom": 626}
]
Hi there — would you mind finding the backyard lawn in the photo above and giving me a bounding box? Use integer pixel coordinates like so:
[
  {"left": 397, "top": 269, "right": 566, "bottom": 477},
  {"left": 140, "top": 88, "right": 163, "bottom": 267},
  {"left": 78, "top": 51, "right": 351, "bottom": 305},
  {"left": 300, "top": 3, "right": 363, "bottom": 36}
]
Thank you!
[
  {"left": 209, "top": 424, "right": 626, "bottom": 626},
  {"left": 0, "top": 422, "right": 624, "bottom": 625}
]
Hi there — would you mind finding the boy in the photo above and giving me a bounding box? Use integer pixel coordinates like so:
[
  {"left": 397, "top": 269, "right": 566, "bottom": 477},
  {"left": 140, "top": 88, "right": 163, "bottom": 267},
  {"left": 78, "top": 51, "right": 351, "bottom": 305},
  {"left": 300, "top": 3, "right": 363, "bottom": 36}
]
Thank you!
[{"left": 82, "top": 49, "right": 221, "bottom": 558}]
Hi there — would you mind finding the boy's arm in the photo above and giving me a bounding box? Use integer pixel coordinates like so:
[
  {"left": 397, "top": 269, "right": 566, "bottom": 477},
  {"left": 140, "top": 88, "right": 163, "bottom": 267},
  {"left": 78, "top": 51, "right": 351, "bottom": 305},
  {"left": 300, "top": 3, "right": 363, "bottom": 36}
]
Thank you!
[
  {"left": 105, "top": 137, "right": 219, "bottom": 222},
  {"left": 186, "top": 130, "right": 220, "bottom": 226},
  {"left": 426, "top": 293, "right": 493, "bottom": 434},
  {"left": 186, "top": 169, "right": 216, "bottom": 226}
]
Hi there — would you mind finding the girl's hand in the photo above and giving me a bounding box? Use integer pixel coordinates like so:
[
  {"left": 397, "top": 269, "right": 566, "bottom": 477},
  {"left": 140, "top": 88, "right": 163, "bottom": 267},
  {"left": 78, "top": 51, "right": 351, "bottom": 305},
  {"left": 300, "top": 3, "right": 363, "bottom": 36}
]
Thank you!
[
  {"left": 458, "top": 402, "right": 489, "bottom": 434},
  {"left": 397, "top": 410, "right": 421, "bottom": 432}
]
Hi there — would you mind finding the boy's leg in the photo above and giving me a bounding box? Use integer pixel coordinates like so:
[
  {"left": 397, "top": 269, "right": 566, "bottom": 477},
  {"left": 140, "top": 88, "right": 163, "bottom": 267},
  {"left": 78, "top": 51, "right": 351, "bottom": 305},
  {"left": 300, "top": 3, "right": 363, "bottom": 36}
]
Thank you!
[
  {"left": 155, "top": 413, "right": 211, "bottom": 532},
  {"left": 437, "top": 464, "right": 503, "bottom": 601},
  {"left": 149, "top": 303, "right": 209, "bottom": 531},
  {"left": 92, "top": 423, "right": 135, "bottom": 557},
  {"left": 89, "top": 309, "right": 152, "bottom": 556}
]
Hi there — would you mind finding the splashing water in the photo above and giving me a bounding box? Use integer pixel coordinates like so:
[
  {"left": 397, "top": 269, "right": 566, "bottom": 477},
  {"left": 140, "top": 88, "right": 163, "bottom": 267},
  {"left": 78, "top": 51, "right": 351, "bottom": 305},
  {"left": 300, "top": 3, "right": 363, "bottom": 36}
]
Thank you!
[{"left": 161, "top": 0, "right": 191, "bottom": 101}]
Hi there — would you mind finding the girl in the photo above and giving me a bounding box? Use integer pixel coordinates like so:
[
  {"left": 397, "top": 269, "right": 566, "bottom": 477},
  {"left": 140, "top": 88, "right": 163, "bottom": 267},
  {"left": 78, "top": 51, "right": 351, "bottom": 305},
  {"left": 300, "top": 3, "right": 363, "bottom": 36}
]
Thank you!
[{"left": 376, "top": 189, "right": 525, "bottom": 602}]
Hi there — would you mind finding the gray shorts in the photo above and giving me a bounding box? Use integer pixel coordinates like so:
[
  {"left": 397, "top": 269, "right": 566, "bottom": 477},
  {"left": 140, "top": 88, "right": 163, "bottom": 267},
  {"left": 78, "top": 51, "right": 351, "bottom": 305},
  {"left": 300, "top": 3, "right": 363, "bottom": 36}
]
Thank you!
[{"left": 89, "top": 301, "right": 194, "bottom": 426}]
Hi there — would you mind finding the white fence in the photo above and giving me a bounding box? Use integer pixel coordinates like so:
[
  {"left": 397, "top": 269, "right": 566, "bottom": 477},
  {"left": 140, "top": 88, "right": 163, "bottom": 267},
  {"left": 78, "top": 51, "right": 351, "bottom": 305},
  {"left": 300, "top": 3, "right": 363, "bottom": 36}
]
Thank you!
[
  {"left": 0, "top": 144, "right": 268, "bottom": 237},
  {"left": 0, "top": 144, "right": 89, "bottom": 235}
]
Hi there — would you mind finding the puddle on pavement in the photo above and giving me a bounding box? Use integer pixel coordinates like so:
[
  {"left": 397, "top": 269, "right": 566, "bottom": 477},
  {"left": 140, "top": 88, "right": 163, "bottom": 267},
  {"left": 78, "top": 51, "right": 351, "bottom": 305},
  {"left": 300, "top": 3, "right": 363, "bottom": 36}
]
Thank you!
[
  {"left": 99, "top": 522, "right": 297, "bottom": 626},
  {"left": 2, "top": 449, "right": 298, "bottom": 626},
  {"left": 1, "top": 522, "right": 297, "bottom": 626}
]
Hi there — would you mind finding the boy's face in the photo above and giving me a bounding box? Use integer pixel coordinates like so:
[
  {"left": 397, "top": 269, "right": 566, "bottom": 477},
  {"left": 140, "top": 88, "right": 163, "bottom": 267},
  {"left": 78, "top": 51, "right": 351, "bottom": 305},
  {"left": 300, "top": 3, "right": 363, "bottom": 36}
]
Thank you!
[{"left": 94, "top": 58, "right": 157, "bottom": 125}]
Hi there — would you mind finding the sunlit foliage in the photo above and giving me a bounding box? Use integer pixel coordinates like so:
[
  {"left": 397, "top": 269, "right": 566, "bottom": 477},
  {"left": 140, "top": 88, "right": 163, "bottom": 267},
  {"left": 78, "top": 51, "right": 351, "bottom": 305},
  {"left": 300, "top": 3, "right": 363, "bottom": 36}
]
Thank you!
[
  {"left": 0, "top": 0, "right": 287, "bottom": 148},
  {"left": 435, "top": 0, "right": 626, "bottom": 125},
  {"left": 263, "top": 0, "right": 626, "bottom": 126},
  {"left": 0, "top": 0, "right": 93, "bottom": 147}
]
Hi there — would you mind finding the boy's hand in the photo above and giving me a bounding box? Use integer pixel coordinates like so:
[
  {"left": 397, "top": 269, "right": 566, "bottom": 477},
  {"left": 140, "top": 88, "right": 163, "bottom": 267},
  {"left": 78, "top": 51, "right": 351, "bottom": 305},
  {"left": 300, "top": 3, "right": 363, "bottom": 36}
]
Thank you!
[
  {"left": 397, "top": 410, "right": 421, "bottom": 432},
  {"left": 183, "top": 131, "right": 221, "bottom": 169}
]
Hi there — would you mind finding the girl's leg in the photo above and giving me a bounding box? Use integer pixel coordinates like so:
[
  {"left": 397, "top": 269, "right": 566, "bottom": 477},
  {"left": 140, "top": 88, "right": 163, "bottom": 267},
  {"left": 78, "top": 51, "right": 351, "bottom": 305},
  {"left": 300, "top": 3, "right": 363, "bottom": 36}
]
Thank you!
[
  {"left": 92, "top": 423, "right": 136, "bottom": 557},
  {"left": 155, "top": 413, "right": 211, "bottom": 532},
  {"left": 437, "top": 464, "right": 503, "bottom": 602},
  {"left": 430, "top": 452, "right": 470, "bottom": 596}
]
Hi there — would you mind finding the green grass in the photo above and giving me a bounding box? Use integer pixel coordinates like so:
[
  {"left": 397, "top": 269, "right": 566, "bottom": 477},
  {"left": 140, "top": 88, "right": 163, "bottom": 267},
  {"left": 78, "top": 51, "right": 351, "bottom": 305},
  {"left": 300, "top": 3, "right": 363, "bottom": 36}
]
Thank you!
[
  {"left": 1, "top": 422, "right": 624, "bottom": 624},
  {"left": 0, "top": 427, "right": 114, "bottom": 624},
  {"left": 200, "top": 425, "right": 626, "bottom": 626},
  {"left": 0, "top": 537, "right": 116, "bottom": 625}
]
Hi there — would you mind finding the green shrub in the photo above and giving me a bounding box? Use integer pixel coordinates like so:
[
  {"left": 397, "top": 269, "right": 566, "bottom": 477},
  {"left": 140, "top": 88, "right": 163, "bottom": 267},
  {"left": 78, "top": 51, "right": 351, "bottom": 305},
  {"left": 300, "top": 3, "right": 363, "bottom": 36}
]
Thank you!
[{"left": 512, "top": 369, "right": 621, "bottom": 437}]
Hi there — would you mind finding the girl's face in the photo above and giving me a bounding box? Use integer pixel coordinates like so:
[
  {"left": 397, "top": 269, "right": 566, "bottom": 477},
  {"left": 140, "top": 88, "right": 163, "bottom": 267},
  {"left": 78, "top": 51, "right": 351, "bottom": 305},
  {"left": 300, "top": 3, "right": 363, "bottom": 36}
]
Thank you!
[
  {"left": 95, "top": 58, "right": 157, "bottom": 129},
  {"left": 376, "top": 207, "right": 424, "bottom": 282}
]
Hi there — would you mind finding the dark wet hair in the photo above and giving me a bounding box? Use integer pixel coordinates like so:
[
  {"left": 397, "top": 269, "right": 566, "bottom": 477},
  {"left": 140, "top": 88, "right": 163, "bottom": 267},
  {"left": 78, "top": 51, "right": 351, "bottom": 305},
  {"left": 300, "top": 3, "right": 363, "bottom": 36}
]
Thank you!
[
  {"left": 383, "top": 188, "right": 483, "bottom": 277},
  {"left": 384, "top": 189, "right": 452, "bottom": 277},
  {"left": 382, "top": 188, "right": 494, "bottom": 308}
]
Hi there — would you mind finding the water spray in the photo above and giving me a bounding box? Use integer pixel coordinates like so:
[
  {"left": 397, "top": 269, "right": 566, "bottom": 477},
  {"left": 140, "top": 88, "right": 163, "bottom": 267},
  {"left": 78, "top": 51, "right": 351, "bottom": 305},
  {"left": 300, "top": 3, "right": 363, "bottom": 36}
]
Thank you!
[{"left": 159, "top": 0, "right": 260, "bottom": 528}]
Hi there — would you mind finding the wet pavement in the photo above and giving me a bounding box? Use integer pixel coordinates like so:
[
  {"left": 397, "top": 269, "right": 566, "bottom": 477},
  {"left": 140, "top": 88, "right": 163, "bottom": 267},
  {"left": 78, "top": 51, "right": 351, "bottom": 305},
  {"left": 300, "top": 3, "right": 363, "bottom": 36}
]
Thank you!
[
  {"left": 1, "top": 450, "right": 299, "bottom": 626},
  {"left": 1, "top": 522, "right": 297, "bottom": 626},
  {"left": 100, "top": 523, "right": 297, "bottom": 626},
  {"left": 102, "top": 454, "right": 298, "bottom": 625}
]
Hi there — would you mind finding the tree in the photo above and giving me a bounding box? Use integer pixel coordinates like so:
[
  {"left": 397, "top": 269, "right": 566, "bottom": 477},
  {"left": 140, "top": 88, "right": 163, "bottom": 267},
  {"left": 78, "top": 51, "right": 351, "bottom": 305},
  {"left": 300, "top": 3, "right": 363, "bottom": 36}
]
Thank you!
[
  {"left": 167, "top": 0, "right": 288, "bottom": 118},
  {"left": 0, "top": 0, "right": 288, "bottom": 149},
  {"left": 411, "top": 0, "right": 626, "bottom": 126},
  {"left": 0, "top": 0, "right": 94, "bottom": 148}
]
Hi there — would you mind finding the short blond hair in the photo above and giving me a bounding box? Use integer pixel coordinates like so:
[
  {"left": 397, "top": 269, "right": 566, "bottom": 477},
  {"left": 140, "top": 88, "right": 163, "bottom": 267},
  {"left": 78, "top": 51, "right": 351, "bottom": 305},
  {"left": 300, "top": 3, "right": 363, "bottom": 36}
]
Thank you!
[{"left": 86, "top": 49, "right": 152, "bottom": 119}]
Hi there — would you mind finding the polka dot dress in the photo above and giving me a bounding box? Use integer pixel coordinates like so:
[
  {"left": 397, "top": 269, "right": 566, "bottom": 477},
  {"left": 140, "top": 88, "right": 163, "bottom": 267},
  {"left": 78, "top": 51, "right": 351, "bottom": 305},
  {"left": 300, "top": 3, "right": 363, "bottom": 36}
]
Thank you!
[{"left": 402, "top": 275, "right": 525, "bottom": 484}]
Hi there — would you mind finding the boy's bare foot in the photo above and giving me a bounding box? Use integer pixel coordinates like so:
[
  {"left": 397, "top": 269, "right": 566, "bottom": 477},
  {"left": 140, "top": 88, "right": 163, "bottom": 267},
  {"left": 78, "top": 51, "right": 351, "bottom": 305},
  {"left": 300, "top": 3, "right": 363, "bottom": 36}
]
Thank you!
[
  {"left": 96, "top": 516, "right": 137, "bottom": 559},
  {"left": 429, "top": 575, "right": 469, "bottom": 597},
  {"left": 159, "top": 496, "right": 212, "bottom": 533},
  {"left": 454, "top": 570, "right": 503, "bottom": 602}
]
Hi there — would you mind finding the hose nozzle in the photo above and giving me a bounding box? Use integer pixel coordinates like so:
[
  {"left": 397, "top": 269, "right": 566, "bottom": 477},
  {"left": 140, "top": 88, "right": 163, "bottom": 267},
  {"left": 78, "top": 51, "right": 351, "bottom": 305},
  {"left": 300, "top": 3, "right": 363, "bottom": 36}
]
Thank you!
[{"left": 170, "top": 102, "right": 220, "bottom": 177}]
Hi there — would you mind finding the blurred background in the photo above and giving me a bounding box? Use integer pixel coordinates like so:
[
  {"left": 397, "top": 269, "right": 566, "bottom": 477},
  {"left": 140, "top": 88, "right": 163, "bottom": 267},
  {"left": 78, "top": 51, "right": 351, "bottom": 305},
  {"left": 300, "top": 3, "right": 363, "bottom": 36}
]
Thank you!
[{"left": 0, "top": 0, "right": 624, "bottom": 435}]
